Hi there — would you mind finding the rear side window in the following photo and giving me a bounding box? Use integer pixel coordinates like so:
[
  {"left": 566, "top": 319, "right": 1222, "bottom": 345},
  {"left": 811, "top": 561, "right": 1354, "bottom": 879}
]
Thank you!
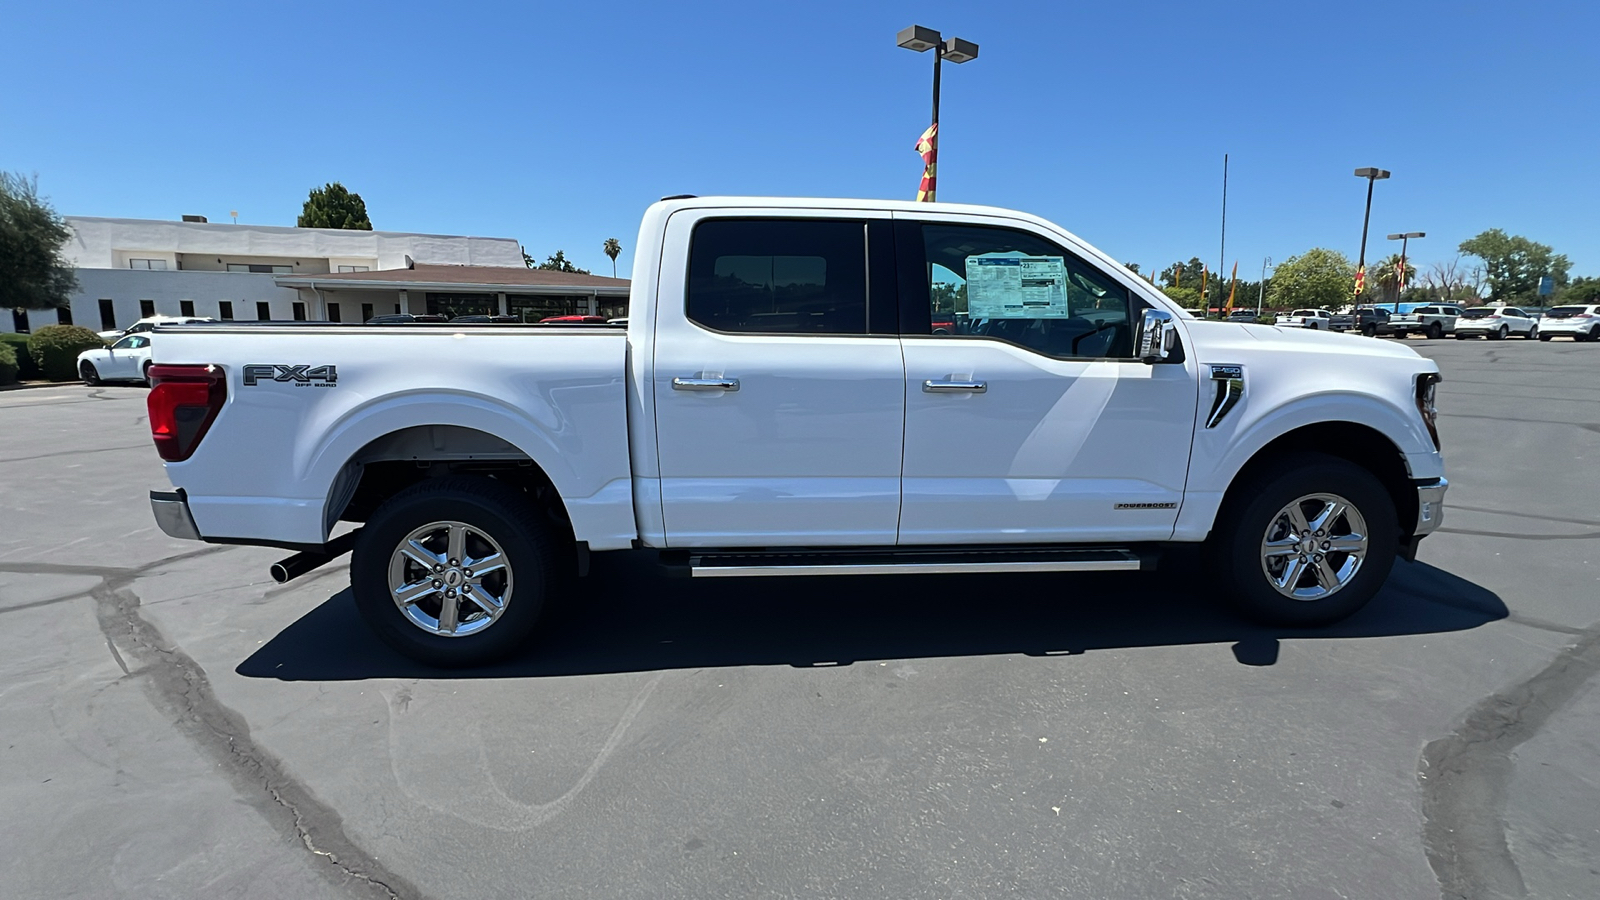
[{"left": 687, "top": 219, "right": 866, "bottom": 335}]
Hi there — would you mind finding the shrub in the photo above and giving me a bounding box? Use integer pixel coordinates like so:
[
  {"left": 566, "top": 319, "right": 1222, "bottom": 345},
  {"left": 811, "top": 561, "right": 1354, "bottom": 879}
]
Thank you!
[
  {"left": 0, "top": 332, "right": 41, "bottom": 380},
  {"left": 0, "top": 342, "right": 18, "bottom": 385},
  {"left": 26, "top": 324, "right": 106, "bottom": 381}
]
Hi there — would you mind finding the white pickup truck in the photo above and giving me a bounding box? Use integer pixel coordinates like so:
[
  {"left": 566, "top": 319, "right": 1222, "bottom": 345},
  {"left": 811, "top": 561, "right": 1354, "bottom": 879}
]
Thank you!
[
  {"left": 145, "top": 197, "right": 1448, "bottom": 666},
  {"left": 1274, "top": 308, "right": 1336, "bottom": 330}
]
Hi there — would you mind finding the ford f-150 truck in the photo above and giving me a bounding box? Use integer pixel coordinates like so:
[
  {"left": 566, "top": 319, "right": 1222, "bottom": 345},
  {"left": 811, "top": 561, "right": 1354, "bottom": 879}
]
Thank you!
[{"left": 144, "top": 197, "right": 1448, "bottom": 666}]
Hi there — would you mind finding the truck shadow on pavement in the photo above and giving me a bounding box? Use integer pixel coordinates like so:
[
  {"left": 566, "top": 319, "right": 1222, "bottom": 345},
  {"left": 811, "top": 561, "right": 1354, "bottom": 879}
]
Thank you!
[{"left": 238, "top": 552, "right": 1508, "bottom": 680}]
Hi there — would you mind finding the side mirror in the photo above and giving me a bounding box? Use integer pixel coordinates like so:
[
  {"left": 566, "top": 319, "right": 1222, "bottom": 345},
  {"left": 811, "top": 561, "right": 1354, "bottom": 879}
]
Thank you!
[{"left": 1138, "top": 308, "right": 1176, "bottom": 362}]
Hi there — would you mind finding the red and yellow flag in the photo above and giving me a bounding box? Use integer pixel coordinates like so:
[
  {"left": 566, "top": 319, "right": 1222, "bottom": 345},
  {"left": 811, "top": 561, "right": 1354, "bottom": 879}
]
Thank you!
[
  {"left": 915, "top": 123, "right": 938, "bottom": 202},
  {"left": 1353, "top": 264, "right": 1366, "bottom": 299},
  {"left": 1224, "top": 261, "right": 1239, "bottom": 313}
]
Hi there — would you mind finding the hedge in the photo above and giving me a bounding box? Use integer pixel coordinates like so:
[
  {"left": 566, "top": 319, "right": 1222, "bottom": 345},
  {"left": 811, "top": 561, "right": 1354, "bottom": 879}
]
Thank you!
[
  {"left": 0, "top": 332, "right": 41, "bottom": 380},
  {"left": 0, "top": 342, "right": 18, "bottom": 385},
  {"left": 26, "top": 325, "right": 107, "bottom": 382}
]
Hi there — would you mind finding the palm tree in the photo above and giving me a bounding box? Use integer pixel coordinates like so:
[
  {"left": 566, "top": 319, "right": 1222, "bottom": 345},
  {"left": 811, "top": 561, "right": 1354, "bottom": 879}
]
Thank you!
[
  {"left": 603, "top": 238, "right": 622, "bottom": 278},
  {"left": 1373, "top": 253, "right": 1417, "bottom": 308}
]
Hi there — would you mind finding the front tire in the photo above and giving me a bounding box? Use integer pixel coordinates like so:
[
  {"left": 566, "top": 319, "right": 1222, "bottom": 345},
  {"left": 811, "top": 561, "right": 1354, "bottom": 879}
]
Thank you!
[
  {"left": 1210, "top": 453, "right": 1398, "bottom": 627},
  {"left": 1428, "top": 322, "right": 1445, "bottom": 340},
  {"left": 350, "top": 475, "right": 562, "bottom": 667},
  {"left": 79, "top": 361, "right": 101, "bottom": 385},
  {"left": 142, "top": 360, "right": 154, "bottom": 384},
  {"left": 1525, "top": 325, "right": 1539, "bottom": 340}
]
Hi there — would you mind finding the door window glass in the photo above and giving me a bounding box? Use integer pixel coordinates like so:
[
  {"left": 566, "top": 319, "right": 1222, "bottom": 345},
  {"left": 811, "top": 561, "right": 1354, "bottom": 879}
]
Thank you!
[
  {"left": 918, "top": 223, "right": 1136, "bottom": 359},
  {"left": 687, "top": 219, "right": 866, "bottom": 334}
]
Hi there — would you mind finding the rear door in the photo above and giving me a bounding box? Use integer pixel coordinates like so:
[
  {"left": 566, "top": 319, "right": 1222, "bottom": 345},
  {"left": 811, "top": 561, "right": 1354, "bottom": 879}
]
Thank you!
[
  {"left": 893, "top": 214, "right": 1199, "bottom": 544},
  {"left": 651, "top": 210, "right": 906, "bottom": 547}
]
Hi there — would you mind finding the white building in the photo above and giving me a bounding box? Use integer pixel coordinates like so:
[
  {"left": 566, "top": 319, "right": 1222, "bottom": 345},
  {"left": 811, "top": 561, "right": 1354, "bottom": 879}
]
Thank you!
[{"left": 5, "top": 215, "right": 531, "bottom": 333}]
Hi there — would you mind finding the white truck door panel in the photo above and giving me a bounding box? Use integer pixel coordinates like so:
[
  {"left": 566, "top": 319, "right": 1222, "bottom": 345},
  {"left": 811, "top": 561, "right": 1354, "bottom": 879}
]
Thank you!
[
  {"left": 652, "top": 210, "right": 904, "bottom": 547},
  {"left": 893, "top": 213, "right": 1198, "bottom": 544},
  {"left": 900, "top": 341, "right": 1195, "bottom": 543}
]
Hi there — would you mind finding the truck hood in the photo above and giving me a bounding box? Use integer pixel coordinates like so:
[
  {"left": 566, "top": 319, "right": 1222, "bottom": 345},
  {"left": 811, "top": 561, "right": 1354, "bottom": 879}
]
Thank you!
[{"left": 1184, "top": 319, "right": 1430, "bottom": 364}]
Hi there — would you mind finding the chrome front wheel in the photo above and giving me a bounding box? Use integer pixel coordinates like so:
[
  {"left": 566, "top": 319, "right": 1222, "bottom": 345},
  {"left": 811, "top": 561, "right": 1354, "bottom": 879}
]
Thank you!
[
  {"left": 387, "top": 520, "right": 513, "bottom": 637},
  {"left": 1259, "top": 493, "right": 1368, "bottom": 601}
]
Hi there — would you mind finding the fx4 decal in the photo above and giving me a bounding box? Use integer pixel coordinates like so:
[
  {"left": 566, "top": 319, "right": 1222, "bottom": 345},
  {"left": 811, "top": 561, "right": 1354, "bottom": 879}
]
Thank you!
[{"left": 243, "top": 364, "right": 338, "bottom": 387}]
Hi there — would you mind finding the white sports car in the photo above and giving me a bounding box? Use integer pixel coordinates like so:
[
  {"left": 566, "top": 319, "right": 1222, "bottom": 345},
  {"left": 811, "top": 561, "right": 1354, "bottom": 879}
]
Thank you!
[{"left": 78, "top": 333, "right": 154, "bottom": 385}]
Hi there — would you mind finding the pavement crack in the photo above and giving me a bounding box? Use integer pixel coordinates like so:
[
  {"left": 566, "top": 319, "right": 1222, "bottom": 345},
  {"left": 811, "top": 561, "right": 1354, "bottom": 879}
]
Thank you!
[
  {"left": 1418, "top": 619, "right": 1600, "bottom": 900},
  {"left": 1435, "top": 527, "right": 1600, "bottom": 541},
  {"left": 25, "top": 547, "right": 428, "bottom": 900}
]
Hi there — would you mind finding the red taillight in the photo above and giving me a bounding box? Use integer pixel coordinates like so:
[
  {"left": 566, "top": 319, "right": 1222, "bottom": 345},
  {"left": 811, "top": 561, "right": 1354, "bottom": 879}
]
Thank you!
[{"left": 147, "top": 365, "right": 226, "bottom": 462}]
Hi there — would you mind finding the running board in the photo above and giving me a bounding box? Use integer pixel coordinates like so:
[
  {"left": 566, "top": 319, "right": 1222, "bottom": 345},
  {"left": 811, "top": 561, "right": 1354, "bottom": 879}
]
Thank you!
[{"left": 662, "top": 547, "right": 1148, "bottom": 578}]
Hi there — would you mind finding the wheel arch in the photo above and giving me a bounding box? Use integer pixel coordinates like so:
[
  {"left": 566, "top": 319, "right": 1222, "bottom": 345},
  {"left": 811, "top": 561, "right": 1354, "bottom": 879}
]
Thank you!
[{"left": 1211, "top": 421, "right": 1417, "bottom": 544}]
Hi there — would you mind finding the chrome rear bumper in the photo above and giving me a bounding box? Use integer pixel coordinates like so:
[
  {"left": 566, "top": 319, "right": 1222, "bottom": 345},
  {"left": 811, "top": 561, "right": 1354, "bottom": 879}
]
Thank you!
[{"left": 150, "top": 489, "right": 203, "bottom": 541}]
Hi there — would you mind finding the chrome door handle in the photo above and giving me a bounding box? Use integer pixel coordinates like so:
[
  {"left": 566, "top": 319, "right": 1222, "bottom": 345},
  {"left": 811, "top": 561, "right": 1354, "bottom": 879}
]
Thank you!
[
  {"left": 672, "top": 376, "right": 740, "bottom": 392},
  {"left": 922, "top": 379, "right": 987, "bottom": 393}
]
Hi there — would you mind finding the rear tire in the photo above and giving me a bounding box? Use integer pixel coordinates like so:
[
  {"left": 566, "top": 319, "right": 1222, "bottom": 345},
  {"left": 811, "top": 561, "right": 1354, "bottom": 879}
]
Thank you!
[
  {"left": 1539, "top": 333, "right": 1552, "bottom": 342},
  {"left": 142, "top": 360, "right": 154, "bottom": 384},
  {"left": 350, "top": 475, "right": 563, "bottom": 667},
  {"left": 1210, "top": 453, "right": 1398, "bottom": 627},
  {"left": 79, "top": 361, "right": 101, "bottom": 385}
]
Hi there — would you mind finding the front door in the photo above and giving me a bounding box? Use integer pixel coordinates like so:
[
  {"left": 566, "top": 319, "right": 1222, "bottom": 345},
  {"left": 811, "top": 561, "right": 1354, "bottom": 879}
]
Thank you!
[
  {"left": 652, "top": 212, "right": 905, "bottom": 547},
  {"left": 894, "top": 216, "right": 1199, "bottom": 545}
]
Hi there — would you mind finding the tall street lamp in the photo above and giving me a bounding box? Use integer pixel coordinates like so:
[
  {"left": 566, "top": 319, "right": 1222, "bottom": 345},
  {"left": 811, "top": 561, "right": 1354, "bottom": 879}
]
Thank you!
[
  {"left": 1353, "top": 167, "right": 1391, "bottom": 302},
  {"left": 1386, "top": 231, "right": 1425, "bottom": 312},
  {"left": 898, "top": 25, "right": 978, "bottom": 201}
]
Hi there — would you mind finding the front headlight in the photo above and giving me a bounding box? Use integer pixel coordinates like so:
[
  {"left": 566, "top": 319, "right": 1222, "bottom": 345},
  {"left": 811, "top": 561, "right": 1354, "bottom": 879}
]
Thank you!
[{"left": 1416, "top": 373, "right": 1441, "bottom": 450}]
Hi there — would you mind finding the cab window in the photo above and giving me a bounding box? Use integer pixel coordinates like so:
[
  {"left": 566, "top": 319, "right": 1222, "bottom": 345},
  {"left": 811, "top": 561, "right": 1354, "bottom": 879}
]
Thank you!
[
  {"left": 686, "top": 219, "right": 866, "bottom": 335},
  {"left": 905, "top": 222, "right": 1138, "bottom": 359}
]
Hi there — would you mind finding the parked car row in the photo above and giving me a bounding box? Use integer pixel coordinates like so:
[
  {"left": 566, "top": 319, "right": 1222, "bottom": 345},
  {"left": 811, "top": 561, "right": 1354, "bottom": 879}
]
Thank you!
[{"left": 1266, "top": 304, "right": 1600, "bottom": 342}]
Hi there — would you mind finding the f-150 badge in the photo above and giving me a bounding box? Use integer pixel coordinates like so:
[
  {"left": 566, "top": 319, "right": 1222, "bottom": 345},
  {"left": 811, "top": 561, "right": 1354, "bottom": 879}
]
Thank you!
[{"left": 243, "top": 364, "right": 338, "bottom": 387}]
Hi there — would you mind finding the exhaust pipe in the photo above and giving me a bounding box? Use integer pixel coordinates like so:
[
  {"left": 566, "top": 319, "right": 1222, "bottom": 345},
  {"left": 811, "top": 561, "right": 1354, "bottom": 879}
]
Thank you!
[{"left": 270, "top": 529, "right": 362, "bottom": 584}]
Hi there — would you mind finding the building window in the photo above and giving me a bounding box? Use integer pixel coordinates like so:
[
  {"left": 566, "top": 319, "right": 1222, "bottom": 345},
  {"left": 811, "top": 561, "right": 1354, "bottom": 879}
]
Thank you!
[
  {"left": 128, "top": 258, "right": 168, "bottom": 270},
  {"left": 292, "top": 302, "right": 307, "bottom": 321},
  {"left": 393, "top": 304, "right": 402, "bottom": 314},
  {"left": 256, "top": 301, "right": 271, "bottom": 321},
  {"left": 508, "top": 294, "right": 584, "bottom": 323},
  {"left": 327, "top": 303, "right": 342, "bottom": 323},
  {"left": 11, "top": 309, "right": 29, "bottom": 334},
  {"left": 425, "top": 292, "right": 497, "bottom": 319},
  {"left": 57, "top": 306, "right": 73, "bottom": 326},
  {"left": 227, "top": 263, "right": 294, "bottom": 274},
  {"left": 597, "top": 296, "right": 629, "bottom": 320},
  {"left": 179, "top": 300, "right": 195, "bottom": 317},
  {"left": 219, "top": 301, "right": 234, "bottom": 320},
  {"left": 361, "top": 303, "right": 374, "bottom": 323},
  {"left": 336, "top": 265, "right": 370, "bottom": 273},
  {"left": 99, "top": 299, "right": 116, "bottom": 331},
  {"left": 139, "top": 300, "right": 156, "bottom": 318}
]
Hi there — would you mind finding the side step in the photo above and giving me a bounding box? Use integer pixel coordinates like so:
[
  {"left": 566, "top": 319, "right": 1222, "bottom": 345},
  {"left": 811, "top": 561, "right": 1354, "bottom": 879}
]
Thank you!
[{"left": 663, "top": 546, "right": 1149, "bottom": 578}]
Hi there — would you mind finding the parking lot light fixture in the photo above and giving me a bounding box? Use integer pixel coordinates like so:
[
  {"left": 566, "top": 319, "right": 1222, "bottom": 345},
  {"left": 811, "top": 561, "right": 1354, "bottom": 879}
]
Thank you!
[
  {"left": 1353, "top": 167, "right": 1391, "bottom": 301},
  {"left": 1387, "top": 231, "right": 1425, "bottom": 313},
  {"left": 898, "top": 25, "right": 979, "bottom": 199}
]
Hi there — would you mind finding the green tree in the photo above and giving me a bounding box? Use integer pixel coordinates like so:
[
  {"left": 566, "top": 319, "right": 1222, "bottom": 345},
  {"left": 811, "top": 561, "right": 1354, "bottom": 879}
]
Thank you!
[
  {"left": 1267, "top": 248, "right": 1355, "bottom": 311},
  {"left": 0, "top": 172, "right": 78, "bottom": 312},
  {"left": 1457, "top": 229, "right": 1570, "bottom": 302},
  {"left": 537, "top": 250, "right": 591, "bottom": 275},
  {"left": 1560, "top": 276, "right": 1600, "bottom": 305},
  {"left": 603, "top": 238, "right": 622, "bottom": 278},
  {"left": 297, "top": 182, "right": 372, "bottom": 230}
]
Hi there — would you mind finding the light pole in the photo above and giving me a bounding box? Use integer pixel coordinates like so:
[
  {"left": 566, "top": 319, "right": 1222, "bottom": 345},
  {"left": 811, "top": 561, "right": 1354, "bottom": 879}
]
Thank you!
[
  {"left": 898, "top": 25, "right": 978, "bottom": 201},
  {"left": 1353, "top": 167, "right": 1391, "bottom": 304},
  {"left": 1386, "top": 231, "right": 1424, "bottom": 313},
  {"left": 1257, "top": 256, "right": 1272, "bottom": 317}
]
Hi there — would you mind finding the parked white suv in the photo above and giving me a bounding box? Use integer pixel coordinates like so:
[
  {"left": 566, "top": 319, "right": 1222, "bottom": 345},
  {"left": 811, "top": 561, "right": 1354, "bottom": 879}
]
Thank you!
[
  {"left": 1537, "top": 305, "right": 1600, "bottom": 342},
  {"left": 1275, "top": 308, "right": 1334, "bottom": 330},
  {"left": 1453, "top": 306, "right": 1538, "bottom": 340}
]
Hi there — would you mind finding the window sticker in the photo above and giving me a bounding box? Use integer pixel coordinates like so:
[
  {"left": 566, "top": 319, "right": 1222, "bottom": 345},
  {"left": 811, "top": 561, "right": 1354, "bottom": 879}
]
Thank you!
[{"left": 965, "top": 254, "right": 1070, "bottom": 319}]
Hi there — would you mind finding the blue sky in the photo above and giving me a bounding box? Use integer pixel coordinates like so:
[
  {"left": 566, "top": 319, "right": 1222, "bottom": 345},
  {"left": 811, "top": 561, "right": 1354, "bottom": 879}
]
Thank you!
[{"left": 4, "top": 1, "right": 1596, "bottom": 281}]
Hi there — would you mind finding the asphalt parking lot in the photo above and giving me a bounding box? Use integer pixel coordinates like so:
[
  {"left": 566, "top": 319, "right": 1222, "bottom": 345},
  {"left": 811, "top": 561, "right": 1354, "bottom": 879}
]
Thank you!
[{"left": 3, "top": 337, "right": 1598, "bottom": 900}]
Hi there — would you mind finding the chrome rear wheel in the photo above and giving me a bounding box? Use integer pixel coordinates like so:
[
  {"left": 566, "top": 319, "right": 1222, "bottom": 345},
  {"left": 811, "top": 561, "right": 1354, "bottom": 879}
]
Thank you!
[{"left": 387, "top": 520, "right": 513, "bottom": 637}]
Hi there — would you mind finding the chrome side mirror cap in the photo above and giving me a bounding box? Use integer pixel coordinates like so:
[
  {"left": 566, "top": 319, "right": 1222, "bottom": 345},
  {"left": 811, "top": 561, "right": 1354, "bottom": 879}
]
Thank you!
[{"left": 1138, "top": 308, "right": 1177, "bottom": 362}]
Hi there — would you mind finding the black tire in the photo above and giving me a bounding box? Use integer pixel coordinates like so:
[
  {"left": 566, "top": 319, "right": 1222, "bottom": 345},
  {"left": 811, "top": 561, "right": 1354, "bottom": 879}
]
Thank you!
[
  {"left": 1428, "top": 322, "right": 1444, "bottom": 340},
  {"left": 79, "top": 361, "right": 101, "bottom": 385},
  {"left": 1210, "top": 453, "right": 1398, "bottom": 627},
  {"left": 1362, "top": 323, "right": 1377, "bottom": 337},
  {"left": 1588, "top": 328, "right": 1600, "bottom": 343},
  {"left": 142, "top": 360, "right": 154, "bottom": 384},
  {"left": 1539, "top": 333, "right": 1553, "bottom": 342},
  {"left": 1454, "top": 333, "right": 1467, "bottom": 340},
  {"left": 1524, "top": 326, "right": 1539, "bottom": 340},
  {"left": 350, "top": 475, "right": 563, "bottom": 667}
]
